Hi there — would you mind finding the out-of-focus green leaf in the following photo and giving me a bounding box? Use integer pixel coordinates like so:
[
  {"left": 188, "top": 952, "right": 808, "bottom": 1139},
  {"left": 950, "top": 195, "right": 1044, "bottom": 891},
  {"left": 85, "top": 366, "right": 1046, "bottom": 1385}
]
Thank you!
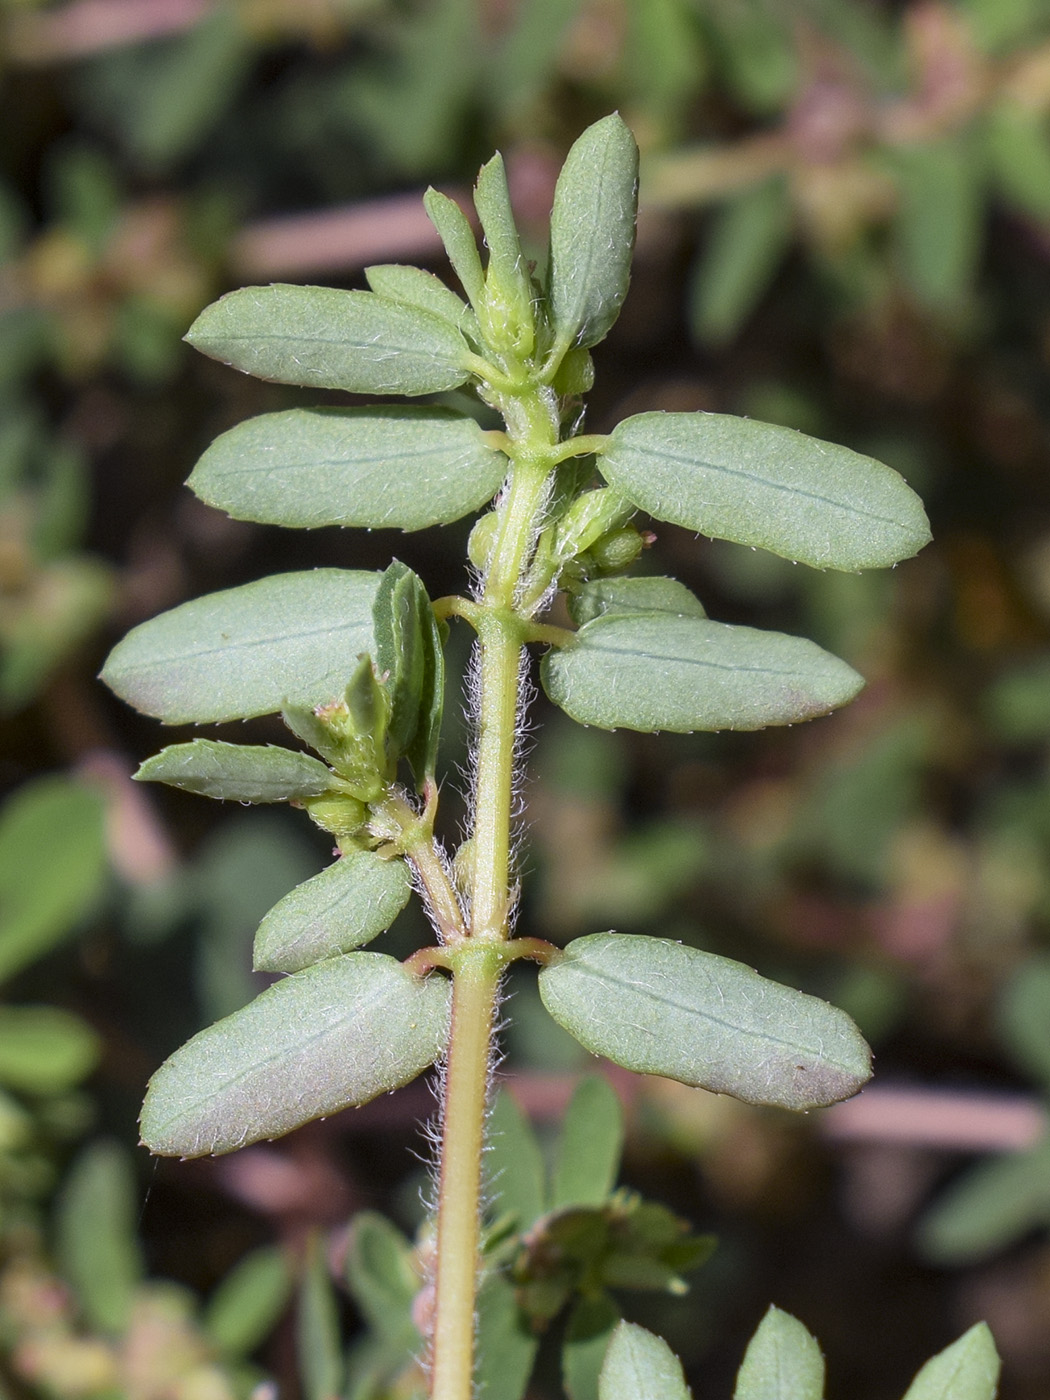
[
  {"left": 900, "top": 1323, "right": 1000, "bottom": 1400},
  {"left": 999, "top": 954, "right": 1050, "bottom": 1085},
  {"left": 599, "top": 412, "right": 931, "bottom": 570},
  {"left": 86, "top": 9, "right": 252, "bottom": 169},
  {"left": 0, "top": 776, "right": 107, "bottom": 987},
  {"left": 624, "top": 0, "right": 706, "bottom": 125},
  {"left": 298, "top": 1234, "right": 344, "bottom": 1400},
  {"left": 136, "top": 740, "right": 334, "bottom": 804},
  {"left": 486, "top": 0, "right": 583, "bottom": 122},
  {"left": 1, "top": 556, "right": 113, "bottom": 712},
  {"left": 959, "top": 0, "right": 1044, "bottom": 53},
  {"left": 598, "top": 1322, "right": 692, "bottom": 1400},
  {"left": 699, "top": 0, "right": 797, "bottom": 113},
  {"left": 253, "top": 852, "right": 412, "bottom": 973},
  {"left": 986, "top": 104, "right": 1050, "bottom": 220},
  {"left": 189, "top": 407, "right": 506, "bottom": 532},
  {"left": 192, "top": 814, "right": 320, "bottom": 1021},
  {"left": 539, "top": 933, "right": 872, "bottom": 1110},
  {"left": 984, "top": 658, "right": 1050, "bottom": 741},
  {"left": 564, "top": 1294, "right": 621, "bottom": 1400},
  {"left": 140, "top": 953, "right": 450, "bottom": 1157},
  {"left": 32, "top": 440, "right": 89, "bottom": 562},
  {"left": 341, "top": 0, "right": 478, "bottom": 174},
  {"left": 101, "top": 569, "right": 380, "bottom": 725},
  {"left": 0, "top": 1007, "right": 100, "bottom": 1096},
  {"left": 475, "top": 1273, "right": 538, "bottom": 1400},
  {"left": 203, "top": 1246, "right": 292, "bottom": 1358},
  {"left": 46, "top": 141, "right": 120, "bottom": 254},
  {"left": 552, "top": 1077, "right": 623, "bottom": 1210},
  {"left": 892, "top": 136, "right": 984, "bottom": 309},
  {"left": 547, "top": 116, "right": 639, "bottom": 355},
  {"left": 541, "top": 613, "right": 863, "bottom": 733},
  {"left": 487, "top": 1088, "right": 545, "bottom": 1230},
  {"left": 567, "top": 576, "right": 707, "bottom": 626},
  {"left": 186, "top": 286, "right": 472, "bottom": 396},
  {"left": 917, "top": 1136, "right": 1050, "bottom": 1264},
  {"left": 733, "top": 1306, "right": 824, "bottom": 1399},
  {"left": 345, "top": 1212, "right": 419, "bottom": 1342},
  {"left": 55, "top": 1140, "right": 144, "bottom": 1334},
  {"left": 691, "top": 178, "right": 792, "bottom": 343}
]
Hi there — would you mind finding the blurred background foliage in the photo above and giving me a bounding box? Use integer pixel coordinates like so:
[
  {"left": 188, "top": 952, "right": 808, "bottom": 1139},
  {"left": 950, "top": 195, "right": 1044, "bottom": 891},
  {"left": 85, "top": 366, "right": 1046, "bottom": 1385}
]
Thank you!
[{"left": 7, "top": 0, "right": 1050, "bottom": 1395}]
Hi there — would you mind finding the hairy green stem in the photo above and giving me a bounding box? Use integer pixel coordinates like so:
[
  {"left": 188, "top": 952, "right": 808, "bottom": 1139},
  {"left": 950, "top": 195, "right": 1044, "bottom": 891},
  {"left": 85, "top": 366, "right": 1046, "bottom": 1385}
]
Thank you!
[
  {"left": 429, "top": 947, "right": 502, "bottom": 1400},
  {"left": 430, "top": 381, "right": 559, "bottom": 1400}
]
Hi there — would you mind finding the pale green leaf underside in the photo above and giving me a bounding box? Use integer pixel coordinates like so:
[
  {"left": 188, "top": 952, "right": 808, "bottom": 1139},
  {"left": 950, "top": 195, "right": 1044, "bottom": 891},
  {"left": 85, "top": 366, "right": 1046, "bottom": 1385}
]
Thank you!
[
  {"left": 253, "top": 851, "right": 413, "bottom": 973},
  {"left": 598, "top": 1323, "right": 691, "bottom": 1400},
  {"left": 538, "top": 934, "right": 872, "bottom": 1110},
  {"left": 185, "top": 284, "right": 472, "bottom": 396},
  {"left": 900, "top": 1324, "right": 1000, "bottom": 1400},
  {"left": 365, "top": 263, "right": 476, "bottom": 336},
  {"left": 189, "top": 407, "right": 507, "bottom": 531},
  {"left": 734, "top": 1307, "right": 825, "bottom": 1400},
  {"left": 136, "top": 740, "right": 334, "bottom": 803},
  {"left": 548, "top": 113, "right": 639, "bottom": 352},
  {"left": 101, "top": 569, "right": 380, "bottom": 724},
  {"left": 599, "top": 412, "right": 931, "bottom": 571},
  {"left": 140, "top": 953, "right": 450, "bottom": 1157},
  {"left": 568, "top": 575, "right": 707, "bottom": 626},
  {"left": 541, "top": 613, "right": 863, "bottom": 733}
]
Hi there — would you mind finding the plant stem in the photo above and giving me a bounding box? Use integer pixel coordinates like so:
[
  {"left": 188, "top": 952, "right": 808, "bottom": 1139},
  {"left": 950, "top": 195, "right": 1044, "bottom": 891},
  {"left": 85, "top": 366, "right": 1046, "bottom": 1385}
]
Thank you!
[
  {"left": 429, "top": 946, "right": 502, "bottom": 1400},
  {"left": 429, "top": 381, "right": 558, "bottom": 1400}
]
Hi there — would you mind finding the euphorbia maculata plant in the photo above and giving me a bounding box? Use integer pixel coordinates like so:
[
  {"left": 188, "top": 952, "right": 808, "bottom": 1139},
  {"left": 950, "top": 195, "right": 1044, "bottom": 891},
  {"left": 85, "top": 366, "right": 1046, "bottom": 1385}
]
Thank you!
[{"left": 102, "top": 116, "right": 1000, "bottom": 1400}]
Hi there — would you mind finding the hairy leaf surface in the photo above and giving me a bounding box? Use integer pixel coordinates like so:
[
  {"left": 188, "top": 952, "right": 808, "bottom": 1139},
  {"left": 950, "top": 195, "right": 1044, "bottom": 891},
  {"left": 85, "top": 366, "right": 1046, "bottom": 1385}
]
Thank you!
[
  {"left": 548, "top": 114, "right": 638, "bottom": 353},
  {"left": 900, "top": 1324, "right": 1000, "bottom": 1400},
  {"left": 539, "top": 934, "right": 872, "bottom": 1110},
  {"left": 365, "top": 263, "right": 475, "bottom": 334},
  {"left": 733, "top": 1307, "right": 824, "bottom": 1400},
  {"left": 598, "top": 1323, "right": 691, "bottom": 1400},
  {"left": 541, "top": 613, "right": 862, "bottom": 732},
  {"left": 189, "top": 407, "right": 507, "bottom": 531},
  {"left": 140, "top": 953, "right": 450, "bottom": 1156},
  {"left": 599, "top": 413, "right": 930, "bottom": 570},
  {"left": 101, "top": 569, "right": 380, "bottom": 724},
  {"left": 568, "top": 576, "right": 707, "bottom": 626},
  {"left": 136, "top": 740, "right": 334, "bottom": 803},
  {"left": 253, "top": 852, "right": 412, "bottom": 972},
  {"left": 185, "top": 285, "right": 471, "bottom": 395}
]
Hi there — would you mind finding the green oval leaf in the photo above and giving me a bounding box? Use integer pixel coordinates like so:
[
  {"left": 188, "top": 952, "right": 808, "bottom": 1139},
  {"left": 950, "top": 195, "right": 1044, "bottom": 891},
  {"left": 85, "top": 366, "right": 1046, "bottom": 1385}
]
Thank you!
[
  {"left": 253, "top": 851, "right": 413, "bottom": 972},
  {"left": 140, "top": 953, "right": 451, "bottom": 1157},
  {"left": 916, "top": 1138, "right": 1050, "bottom": 1265},
  {"left": 365, "top": 263, "right": 476, "bottom": 335},
  {"left": 185, "top": 285, "right": 472, "bottom": 396},
  {"left": 538, "top": 933, "right": 872, "bottom": 1110},
  {"left": 189, "top": 407, "right": 507, "bottom": 532},
  {"left": 136, "top": 740, "right": 334, "bottom": 803},
  {"left": 552, "top": 1076, "right": 624, "bottom": 1210},
  {"left": 55, "top": 1141, "right": 144, "bottom": 1335},
  {"left": 0, "top": 1006, "right": 100, "bottom": 1095},
  {"left": 548, "top": 115, "right": 639, "bottom": 354},
  {"left": 101, "top": 568, "right": 380, "bottom": 725},
  {"left": 541, "top": 613, "right": 863, "bottom": 733},
  {"left": 598, "top": 1323, "right": 691, "bottom": 1400},
  {"left": 734, "top": 1307, "right": 824, "bottom": 1400},
  {"left": 691, "top": 178, "right": 793, "bottom": 345},
  {"left": 203, "top": 1246, "right": 292, "bottom": 1358},
  {"left": 900, "top": 1323, "right": 1000, "bottom": 1400},
  {"left": 0, "top": 777, "right": 107, "bottom": 987},
  {"left": 567, "top": 576, "right": 707, "bottom": 626},
  {"left": 599, "top": 412, "right": 930, "bottom": 571}
]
